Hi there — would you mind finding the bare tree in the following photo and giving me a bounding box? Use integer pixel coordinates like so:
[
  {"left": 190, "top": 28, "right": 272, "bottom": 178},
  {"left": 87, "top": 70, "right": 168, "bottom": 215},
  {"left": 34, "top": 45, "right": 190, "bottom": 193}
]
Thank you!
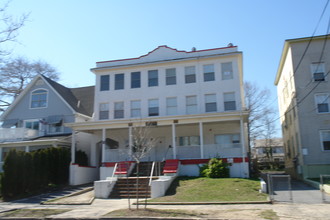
[
  {"left": 128, "top": 123, "right": 158, "bottom": 210},
  {"left": 244, "top": 81, "right": 277, "bottom": 172},
  {"left": 0, "top": 57, "right": 60, "bottom": 112},
  {"left": 0, "top": 1, "right": 28, "bottom": 57}
]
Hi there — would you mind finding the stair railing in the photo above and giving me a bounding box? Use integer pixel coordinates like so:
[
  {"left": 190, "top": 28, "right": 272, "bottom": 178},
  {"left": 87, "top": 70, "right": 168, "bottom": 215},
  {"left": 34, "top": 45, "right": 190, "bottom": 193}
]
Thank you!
[
  {"left": 110, "top": 162, "right": 118, "bottom": 183},
  {"left": 149, "top": 161, "right": 156, "bottom": 186}
]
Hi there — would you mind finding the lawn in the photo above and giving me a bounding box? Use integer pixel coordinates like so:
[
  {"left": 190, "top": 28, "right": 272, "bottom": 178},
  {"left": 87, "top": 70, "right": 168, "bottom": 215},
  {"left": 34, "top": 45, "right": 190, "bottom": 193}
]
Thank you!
[
  {"left": 149, "top": 177, "right": 267, "bottom": 202},
  {"left": 0, "top": 209, "right": 71, "bottom": 218}
]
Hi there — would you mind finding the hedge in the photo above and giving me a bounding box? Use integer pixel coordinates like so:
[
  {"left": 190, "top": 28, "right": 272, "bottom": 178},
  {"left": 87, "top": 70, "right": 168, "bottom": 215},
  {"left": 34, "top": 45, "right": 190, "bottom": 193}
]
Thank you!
[{"left": 1, "top": 147, "right": 71, "bottom": 200}]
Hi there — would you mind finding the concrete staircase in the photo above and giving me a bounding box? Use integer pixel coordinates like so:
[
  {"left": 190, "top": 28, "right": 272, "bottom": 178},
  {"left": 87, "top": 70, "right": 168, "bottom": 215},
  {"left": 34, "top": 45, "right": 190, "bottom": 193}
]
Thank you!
[{"left": 109, "top": 161, "right": 163, "bottom": 199}]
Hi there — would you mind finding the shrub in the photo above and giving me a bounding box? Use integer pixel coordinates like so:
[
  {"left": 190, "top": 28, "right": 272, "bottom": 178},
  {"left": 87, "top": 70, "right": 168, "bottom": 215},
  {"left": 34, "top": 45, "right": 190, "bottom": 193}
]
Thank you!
[
  {"left": 75, "top": 150, "right": 88, "bottom": 166},
  {"left": 200, "top": 158, "right": 229, "bottom": 178}
]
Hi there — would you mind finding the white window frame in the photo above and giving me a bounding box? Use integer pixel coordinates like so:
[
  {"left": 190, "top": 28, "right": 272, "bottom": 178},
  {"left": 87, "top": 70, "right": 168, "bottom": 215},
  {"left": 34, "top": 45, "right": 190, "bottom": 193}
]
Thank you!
[
  {"left": 148, "top": 70, "right": 158, "bottom": 87},
  {"left": 178, "top": 136, "right": 200, "bottom": 146},
  {"left": 186, "top": 95, "right": 198, "bottom": 114},
  {"left": 311, "top": 63, "right": 326, "bottom": 82},
  {"left": 184, "top": 66, "right": 196, "bottom": 84},
  {"left": 203, "top": 64, "right": 215, "bottom": 82},
  {"left": 166, "top": 68, "right": 176, "bottom": 85},
  {"left": 99, "top": 103, "right": 109, "bottom": 120},
  {"left": 30, "top": 89, "right": 48, "bottom": 109},
  {"left": 205, "top": 94, "right": 217, "bottom": 112},
  {"left": 221, "top": 62, "right": 233, "bottom": 80},
  {"left": 320, "top": 130, "right": 330, "bottom": 151},
  {"left": 100, "top": 75, "right": 110, "bottom": 91},
  {"left": 48, "top": 123, "right": 64, "bottom": 134},
  {"left": 166, "top": 97, "right": 177, "bottom": 115},
  {"left": 114, "top": 101, "right": 124, "bottom": 119},
  {"left": 130, "top": 100, "right": 141, "bottom": 118},
  {"left": 148, "top": 99, "right": 159, "bottom": 116},
  {"left": 24, "top": 119, "right": 40, "bottom": 131},
  {"left": 115, "top": 73, "right": 124, "bottom": 90},
  {"left": 224, "top": 92, "right": 236, "bottom": 111},
  {"left": 315, "top": 93, "right": 330, "bottom": 113}
]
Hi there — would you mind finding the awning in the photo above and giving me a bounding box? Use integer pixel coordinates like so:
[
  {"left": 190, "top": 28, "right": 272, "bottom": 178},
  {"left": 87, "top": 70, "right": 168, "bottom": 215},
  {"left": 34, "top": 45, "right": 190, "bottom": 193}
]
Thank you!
[
  {"left": 1, "top": 119, "right": 19, "bottom": 128},
  {"left": 47, "top": 115, "right": 63, "bottom": 125}
]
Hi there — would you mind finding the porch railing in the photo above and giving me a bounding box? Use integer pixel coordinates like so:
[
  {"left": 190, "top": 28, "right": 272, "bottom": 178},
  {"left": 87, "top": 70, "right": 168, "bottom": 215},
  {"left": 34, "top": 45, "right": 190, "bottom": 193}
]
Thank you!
[{"left": 0, "top": 128, "right": 38, "bottom": 142}]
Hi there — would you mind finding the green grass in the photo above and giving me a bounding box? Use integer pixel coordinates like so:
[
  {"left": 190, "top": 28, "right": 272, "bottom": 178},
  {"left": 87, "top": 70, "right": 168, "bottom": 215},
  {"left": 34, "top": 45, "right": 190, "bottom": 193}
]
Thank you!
[
  {"left": 106, "top": 208, "right": 206, "bottom": 218},
  {"left": 259, "top": 209, "right": 279, "bottom": 220},
  {"left": 149, "top": 177, "right": 267, "bottom": 202},
  {"left": 0, "top": 209, "right": 71, "bottom": 218}
]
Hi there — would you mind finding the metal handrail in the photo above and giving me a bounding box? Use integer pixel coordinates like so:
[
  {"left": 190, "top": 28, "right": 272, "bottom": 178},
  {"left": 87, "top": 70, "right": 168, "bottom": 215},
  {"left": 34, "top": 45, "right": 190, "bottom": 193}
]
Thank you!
[
  {"left": 110, "top": 162, "right": 118, "bottom": 183},
  {"left": 149, "top": 161, "right": 156, "bottom": 186}
]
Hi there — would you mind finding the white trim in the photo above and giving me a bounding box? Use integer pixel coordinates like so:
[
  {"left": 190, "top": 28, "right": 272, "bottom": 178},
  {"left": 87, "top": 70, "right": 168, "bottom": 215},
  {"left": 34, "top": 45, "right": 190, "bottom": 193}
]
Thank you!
[
  {"left": 310, "top": 62, "right": 327, "bottom": 82},
  {"left": 319, "top": 130, "right": 330, "bottom": 151},
  {"left": 314, "top": 93, "right": 330, "bottom": 114},
  {"left": 172, "top": 123, "right": 176, "bottom": 159}
]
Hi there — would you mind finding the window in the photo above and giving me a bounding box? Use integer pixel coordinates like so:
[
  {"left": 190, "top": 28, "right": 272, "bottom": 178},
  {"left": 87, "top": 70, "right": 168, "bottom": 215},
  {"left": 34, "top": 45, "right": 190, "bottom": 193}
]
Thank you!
[
  {"left": 166, "top": 68, "right": 176, "bottom": 85},
  {"left": 311, "top": 63, "right": 325, "bottom": 81},
  {"left": 205, "top": 94, "right": 217, "bottom": 112},
  {"left": 99, "top": 103, "right": 109, "bottom": 120},
  {"left": 221, "top": 62, "right": 233, "bottom": 80},
  {"left": 148, "top": 99, "right": 159, "bottom": 116},
  {"left": 315, "top": 94, "right": 329, "bottom": 113},
  {"left": 31, "top": 89, "right": 47, "bottom": 108},
  {"left": 131, "top": 100, "right": 141, "bottom": 118},
  {"left": 185, "top": 66, "right": 196, "bottom": 83},
  {"left": 179, "top": 136, "right": 200, "bottom": 146},
  {"left": 148, "top": 70, "right": 158, "bottom": 87},
  {"left": 49, "top": 124, "right": 63, "bottom": 133},
  {"left": 320, "top": 130, "right": 330, "bottom": 151},
  {"left": 186, "top": 95, "right": 198, "bottom": 114},
  {"left": 25, "top": 120, "right": 39, "bottom": 130},
  {"left": 215, "top": 134, "right": 240, "bottom": 147},
  {"left": 115, "top": 73, "right": 124, "bottom": 90},
  {"left": 166, "top": 97, "right": 177, "bottom": 115},
  {"left": 224, "top": 92, "right": 236, "bottom": 111},
  {"left": 100, "top": 75, "right": 110, "bottom": 91},
  {"left": 114, "top": 102, "right": 124, "bottom": 119},
  {"left": 203, "top": 64, "right": 215, "bottom": 81},
  {"left": 131, "top": 72, "right": 141, "bottom": 88},
  {"left": 47, "top": 115, "right": 63, "bottom": 133}
]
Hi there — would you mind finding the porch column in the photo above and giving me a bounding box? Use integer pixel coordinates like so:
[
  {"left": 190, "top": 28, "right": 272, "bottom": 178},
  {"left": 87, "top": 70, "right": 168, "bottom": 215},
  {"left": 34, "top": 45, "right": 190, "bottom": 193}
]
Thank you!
[
  {"left": 71, "top": 131, "right": 76, "bottom": 163},
  {"left": 240, "top": 119, "right": 246, "bottom": 164},
  {"left": 128, "top": 125, "right": 132, "bottom": 160},
  {"left": 25, "top": 146, "right": 30, "bottom": 153},
  {"left": 102, "top": 128, "right": 106, "bottom": 163},
  {"left": 199, "top": 122, "right": 204, "bottom": 159},
  {"left": 172, "top": 123, "right": 177, "bottom": 159}
]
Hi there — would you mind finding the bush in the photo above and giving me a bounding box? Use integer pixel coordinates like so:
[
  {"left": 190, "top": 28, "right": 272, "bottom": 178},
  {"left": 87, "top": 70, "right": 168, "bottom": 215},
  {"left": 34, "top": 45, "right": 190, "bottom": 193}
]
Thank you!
[
  {"left": 200, "top": 158, "right": 229, "bottom": 178},
  {"left": 75, "top": 150, "right": 88, "bottom": 166}
]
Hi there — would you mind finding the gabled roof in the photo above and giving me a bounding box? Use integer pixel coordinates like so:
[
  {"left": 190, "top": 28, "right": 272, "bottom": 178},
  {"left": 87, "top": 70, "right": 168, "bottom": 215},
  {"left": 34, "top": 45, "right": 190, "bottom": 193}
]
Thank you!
[
  {"left": 93, "top": 45, "right": 239, "bottom": 70},
  {"left": 1, "top": 75, "right": 94, "bottom": 120}
]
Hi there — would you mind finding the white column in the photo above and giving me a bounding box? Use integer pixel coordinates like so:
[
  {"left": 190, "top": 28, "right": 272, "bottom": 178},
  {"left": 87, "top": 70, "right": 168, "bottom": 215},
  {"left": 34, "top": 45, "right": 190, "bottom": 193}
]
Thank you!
[
  {"left": 128, "top": 126, "right": 132, "bottom": 160},
  {"left": 25, "top": 146, "right": 30, "bottom": 153},
  {"left": 102, "top": 128, "right": 106, "bottom": 163},
  {"left": 199, "top": 122, "right": 204, "bottom": 159},
  {"left": 172, "top": 123, "right": 176, "bottom": 159},
  {"left": 71, "top": 131, "right": 76, "bottom": 164},
  {"left": 240, "top": 119, "right": 246, "bottom": 162}
]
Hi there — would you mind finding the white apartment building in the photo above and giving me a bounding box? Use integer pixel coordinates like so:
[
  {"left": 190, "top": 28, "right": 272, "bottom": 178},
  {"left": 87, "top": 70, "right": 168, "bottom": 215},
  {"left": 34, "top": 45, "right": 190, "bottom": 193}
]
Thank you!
[
  {"left": 68, "top": 45, "right": 249, "bottom": 183},
  {"left": 275, "top": 35, "right": 330, "bottom": 179}
]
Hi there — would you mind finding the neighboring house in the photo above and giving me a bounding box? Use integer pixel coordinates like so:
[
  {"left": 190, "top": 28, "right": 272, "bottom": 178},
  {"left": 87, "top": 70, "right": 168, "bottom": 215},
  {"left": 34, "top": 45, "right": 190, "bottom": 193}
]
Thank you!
[
  {"left": 68, "top": 44, "right": 250, "bottom": 180},
  {"left": 252, "top": 138, "right": 284, "bottom": 170},
  {"left": 275, "top": 34, "right": 330, "bottom": 179},
  {"left": 0, "top": 75, "right": 95, "bottom": 177}
]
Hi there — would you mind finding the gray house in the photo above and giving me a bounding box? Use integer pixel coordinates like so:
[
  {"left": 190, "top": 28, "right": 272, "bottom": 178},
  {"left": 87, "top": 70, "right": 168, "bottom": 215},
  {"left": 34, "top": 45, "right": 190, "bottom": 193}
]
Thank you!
[
  {"left": 275, "top": 34, "right": 330, "bottom": 179},
  {"left": 0, "top": 74, "right": 94, "bottom": 175}
]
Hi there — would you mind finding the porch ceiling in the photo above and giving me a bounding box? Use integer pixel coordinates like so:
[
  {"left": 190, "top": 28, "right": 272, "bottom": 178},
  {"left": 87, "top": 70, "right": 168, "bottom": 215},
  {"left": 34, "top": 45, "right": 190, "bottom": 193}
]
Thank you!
[
  {"left": 0, "top": 136, "right": 71, "bottom": 147},
  {"left": 65, "top": 111, "right": 249, "bottom": 132}
]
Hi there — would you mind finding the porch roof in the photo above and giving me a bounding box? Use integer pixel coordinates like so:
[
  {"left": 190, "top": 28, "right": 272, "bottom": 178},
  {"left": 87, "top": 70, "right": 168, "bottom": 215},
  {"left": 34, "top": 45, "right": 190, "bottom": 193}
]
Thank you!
[
  {"left": 0, "top": 135, "right": 71, "bottom": 148},
  {"left": 65, "top": 111, "right": 249, "bottom": 132}
]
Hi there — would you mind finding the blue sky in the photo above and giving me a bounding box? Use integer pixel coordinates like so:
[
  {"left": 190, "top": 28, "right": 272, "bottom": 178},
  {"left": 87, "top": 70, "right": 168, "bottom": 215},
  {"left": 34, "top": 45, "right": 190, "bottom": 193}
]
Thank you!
[{"left": 6, "top": 0, "right": 330, "bottom": 132}]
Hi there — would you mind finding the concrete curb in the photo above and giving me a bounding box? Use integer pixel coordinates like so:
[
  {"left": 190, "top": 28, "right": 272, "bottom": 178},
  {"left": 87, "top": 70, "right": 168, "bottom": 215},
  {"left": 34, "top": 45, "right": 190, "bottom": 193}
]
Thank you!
[{"left": 134, "top": 200, "right": 272, "bottom": 205}]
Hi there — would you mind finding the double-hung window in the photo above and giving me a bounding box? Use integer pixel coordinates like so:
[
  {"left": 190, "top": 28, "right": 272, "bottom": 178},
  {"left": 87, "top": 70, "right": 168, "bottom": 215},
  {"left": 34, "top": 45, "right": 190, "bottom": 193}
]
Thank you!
[
  {"left": 178, "top": 136, "right": 200, "bottom": 146},
  {"left": 224, "top": 92, "right": 236, "bottom": 111},
  {"left": 166, "top": 97, "right": 177, "bottom": 115},
  {"left": 131, "top": 100, "right": 141, "bottom": 118},
  {"left": 131, "top": 72, "right": 141, "bottom": 88},
  {"left": 221, "top": 62, "right": 233, "bottom": 80},
  {"left": 203, "top": 64, "right": 215, "bottom": 81},
  {"left": 114, "top": 102, "right": 124, "bottom": 119},
  {"left": 315, "top": 94, "right": 329, "bottom": 113},
  {"left": 148, "top": 70, "right": 158, "bottom": 87},
  {"left": 311, "top": 63, "right": 326, "bottom": 81},
  {"left": 166, "top": 68, "right": 176, "bottom": 85},
  {"left": 205, "top": 94, "right": 217, "bottom": 112},
  {"left": 185, "top": 66, "right": 196, "bottom": 83},
  {"left": 148, "top": 99, "right": 159, "bottom": 116},
  {"left": 115, "top": 73, "right": 124, "bottom": 90},
  {"left": 31, "top": 89, "right": 47, "bottom": 108},
  {"left": 186, "top": 95, "right": 198, "bottom": 114},
  {"left": 100, "top": 75, "right": 110, "bottom": 91},
  {"left": 320, "top": 130, "right": 330, "bottom": 151},
  {"left": 99, "top": 103, "right": 109, "bottom": 120},
  {"left": 215, "top": 134, "right": 240, "bottom": 147}
]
